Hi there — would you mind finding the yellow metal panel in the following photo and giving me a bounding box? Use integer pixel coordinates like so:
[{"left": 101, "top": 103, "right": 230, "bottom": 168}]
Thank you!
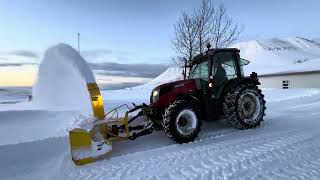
[
  {"left": 87, "top": 83, "right": 106, "bottom": 138},
  {"left": 87, "top": 83, "right": 105, "bottom": 119},
  {"left": 69, "top": 128, "right": 92, "bottom": 148},
  {"left": 69, "top": 129, "right": 94, "bottom": 165},
  {"left": 73, "top": 157, "right": 94, "bottom": 166}
]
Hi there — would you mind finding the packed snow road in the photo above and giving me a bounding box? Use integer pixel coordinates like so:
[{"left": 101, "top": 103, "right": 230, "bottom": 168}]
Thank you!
[{"left": 1, "top": 89, "right": 320, "bottom": 180}]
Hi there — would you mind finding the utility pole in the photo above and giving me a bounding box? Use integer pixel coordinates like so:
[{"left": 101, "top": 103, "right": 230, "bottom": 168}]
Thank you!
[
  {"left": 183, "top": 57, "right": 187, "bottom": 80},
  {"left": 77, "top": 32, "right": 80, "bottom": 53}
]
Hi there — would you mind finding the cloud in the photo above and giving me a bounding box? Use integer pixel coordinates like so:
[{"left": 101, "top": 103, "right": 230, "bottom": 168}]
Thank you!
[
  {"left": 82, "top": 49, "right": 113, "bottom": 58},
  {"left": 98, "top": 82, "right": 144, "bottom": 90},
  {"left": 9, "top": 50, "right": 38, "bottom": 58},
  {"left": 82, "top": 49, "right": 134, "bottom": 63},
  {"left": 90, "top": 62, "right": 169, "bottom": 78},
  {"left": 0, "top": 62, "right": 37, "bottom": 67}
]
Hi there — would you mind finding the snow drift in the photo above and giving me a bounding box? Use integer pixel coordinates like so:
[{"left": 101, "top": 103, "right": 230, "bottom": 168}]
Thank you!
[{"left": 32, "top": 44, "right": 95, "bottom": 113}]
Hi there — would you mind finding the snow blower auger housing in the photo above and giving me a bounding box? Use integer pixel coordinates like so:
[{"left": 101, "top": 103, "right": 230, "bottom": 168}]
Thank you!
[{"left": 69, "top": 83, "right": 153, "bottom": 165}]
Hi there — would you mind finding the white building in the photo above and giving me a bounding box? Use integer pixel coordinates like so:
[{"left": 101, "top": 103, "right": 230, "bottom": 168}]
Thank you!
[{"left": 258, "top": 71, "right": 320, "bottom": 89}]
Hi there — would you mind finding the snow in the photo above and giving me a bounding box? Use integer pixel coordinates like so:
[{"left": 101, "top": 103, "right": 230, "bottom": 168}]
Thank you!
[
  {"left": 136, "top": 66, "right": 182, "bottom": 89},
  {"left": 32, "top": 44, "right": 95, "bottom": 113},
  {"left": 233, "top": 37, "right": 320, "bottom": 76},
  {"left": 72, "top": 141, "right": 112, "bottom": 160},
  {"left": 103, "top": 67, "right": 182, "bottom": 101},
  {"left": 0, "top": 110, "right": 79, "bottom": 146},
  {"left": 2, "top": 88, "right": 320, "bottom": 180}
]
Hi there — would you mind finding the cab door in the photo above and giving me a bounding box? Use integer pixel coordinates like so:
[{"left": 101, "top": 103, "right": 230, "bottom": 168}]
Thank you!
[{"left": 206, "top": 51, "right": 239, "bottom": 120}]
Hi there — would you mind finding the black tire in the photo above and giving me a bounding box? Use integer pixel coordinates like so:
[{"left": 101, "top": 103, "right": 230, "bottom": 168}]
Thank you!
[
  {"left": 223, "top": 83, "right": 266, "bottom": 129},
  {"left": 152, "top": 121, "right": 163, "bottom": 131},
  {"left": 162, "top": 100, "right": 201, "bottom": 143}
]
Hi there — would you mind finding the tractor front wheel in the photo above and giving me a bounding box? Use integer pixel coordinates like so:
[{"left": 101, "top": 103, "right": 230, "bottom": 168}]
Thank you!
[{"left": 162, "top": 100, "right": 201, "bottom": 143}]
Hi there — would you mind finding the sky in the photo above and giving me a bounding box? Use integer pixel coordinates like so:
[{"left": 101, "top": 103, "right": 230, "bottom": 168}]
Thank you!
[{"left": 0, "top": 0, "right": 319, "bottom": 88}]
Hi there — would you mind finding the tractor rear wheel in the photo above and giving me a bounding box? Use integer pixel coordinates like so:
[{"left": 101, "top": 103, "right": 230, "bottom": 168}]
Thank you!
[
  {"left": 223, "top": 83, "right": 266, "bottom": 129},
  {"left": 162, "top": 100, "right": 201, "bottom": 143}
]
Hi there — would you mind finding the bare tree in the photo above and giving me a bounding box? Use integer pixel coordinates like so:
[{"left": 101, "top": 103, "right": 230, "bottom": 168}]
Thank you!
[
  {"left": 211, "top": 3, "right": 244, "bottom": 48},
  {"left": 195, "top": 0, "right": 214, "bottom": 53},
  {"left": 171, "top": 0, "right": 244, "bottom": 78},
  {"left": 171, "top": 56, "right": 185, "bottom": 68},
  {"left": 171, "top": 12, "right": 198, "bottom": 79}
]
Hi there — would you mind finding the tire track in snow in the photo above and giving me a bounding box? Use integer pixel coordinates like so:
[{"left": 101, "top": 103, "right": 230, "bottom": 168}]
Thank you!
[
  {"left": 137, "top": 131, "right": 320, "bottom": 180},
  {"left": 61, "top": 129, "right": 320, "bottom": 180}
]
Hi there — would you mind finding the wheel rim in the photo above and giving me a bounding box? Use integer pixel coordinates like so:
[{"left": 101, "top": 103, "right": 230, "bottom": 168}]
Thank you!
[
  {"left": 175, "top": 109, "right": 197, "bottom": 136},
  {"left": 239, "top": 92, "right": 261, "bottom": 124}
]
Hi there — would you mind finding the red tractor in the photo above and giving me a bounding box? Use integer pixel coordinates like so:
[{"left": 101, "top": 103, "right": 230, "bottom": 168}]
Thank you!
[{"left": 143, "top": 47, "right": 266, "bottom": 143}]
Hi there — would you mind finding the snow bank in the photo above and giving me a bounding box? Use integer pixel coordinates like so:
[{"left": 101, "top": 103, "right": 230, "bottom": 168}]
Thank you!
[
  {"left": 0, "top": 110, "right": 79, "bottom": 146},
  {"left": 32, "top": 44, "right": 95, "bottom": 113}
]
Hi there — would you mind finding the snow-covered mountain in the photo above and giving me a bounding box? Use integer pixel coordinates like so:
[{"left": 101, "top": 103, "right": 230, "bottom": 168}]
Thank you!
[
  {"left": 132, "top": 67, "right": 182, "bottom": 90},
  {"left": 233, "top": 37, "right": 320, "bottom": 75},
  {"left": 135, "top": 37, "right": 320, "bottom": 90},
  {"left": 103, "top": 67, "right": 182, "bottom": 101}
]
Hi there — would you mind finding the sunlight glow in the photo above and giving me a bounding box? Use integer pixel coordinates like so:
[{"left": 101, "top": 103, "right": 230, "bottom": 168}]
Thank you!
[{"left": 0, "top": 65, "right": 37, "bottom": 86}]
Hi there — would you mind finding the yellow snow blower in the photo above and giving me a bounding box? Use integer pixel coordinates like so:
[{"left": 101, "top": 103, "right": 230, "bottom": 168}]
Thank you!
[{"left": 69, "top": 83, "right": 153, "bottom": 165}]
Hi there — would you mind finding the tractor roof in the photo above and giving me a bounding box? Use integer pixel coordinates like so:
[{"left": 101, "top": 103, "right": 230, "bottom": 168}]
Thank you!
[{"left": 192, "top": 48, "right": 240, "bottom": 64}]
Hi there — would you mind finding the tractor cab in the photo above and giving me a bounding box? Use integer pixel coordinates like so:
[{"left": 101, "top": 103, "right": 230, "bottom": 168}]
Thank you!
[
  {"left": 189, "top": 48, "right": 250, "bottom": 93},
  {"left": 188, "top": 48, "right": 251, "bottom": 119}
]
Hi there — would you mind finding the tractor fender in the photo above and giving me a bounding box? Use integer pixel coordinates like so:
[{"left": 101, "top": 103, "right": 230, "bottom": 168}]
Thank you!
[
  {"left": 176, "top": 93, "right": 201, "bottom": 107},
  {"left": 175, "top": 93, "right": 204, "bottom": 120},
  {"left": 217, "top": 77, "right": 260, "bottom": 99}
]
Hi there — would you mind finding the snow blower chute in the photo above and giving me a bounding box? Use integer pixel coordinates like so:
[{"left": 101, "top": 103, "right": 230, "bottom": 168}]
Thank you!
[{"left": 69, "top": 83, "right": 153, "bottom": 165}]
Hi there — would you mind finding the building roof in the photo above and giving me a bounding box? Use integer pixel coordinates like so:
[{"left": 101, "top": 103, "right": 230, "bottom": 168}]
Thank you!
[{"left": 258, "top": 70, "right": 320, "bottom": 77}]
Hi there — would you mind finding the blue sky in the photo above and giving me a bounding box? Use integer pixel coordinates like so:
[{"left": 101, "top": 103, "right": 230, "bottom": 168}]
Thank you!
[{"left": 0, "top": 0, "right": 319, "bottom": 88}]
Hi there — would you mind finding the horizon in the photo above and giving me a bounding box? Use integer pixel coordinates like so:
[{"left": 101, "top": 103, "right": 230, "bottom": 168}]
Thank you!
[{"left": 1, "top": 0, "right": 320, "bottom": 88}]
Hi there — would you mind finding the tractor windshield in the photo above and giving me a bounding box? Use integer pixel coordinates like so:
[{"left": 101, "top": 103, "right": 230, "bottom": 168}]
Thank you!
[{"left": 189, "top": 60, "right": 208, "bottom": 80}]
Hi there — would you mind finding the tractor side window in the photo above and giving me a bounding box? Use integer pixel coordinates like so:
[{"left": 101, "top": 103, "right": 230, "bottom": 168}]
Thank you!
[
  {"left": 222, "top": 60, "right": 237, "bottom": 80},
  {"left": 189, "top": 61, "right": 208, "bottom": 81},
  {"left": 213, "top": 52, "right": 237, "bottom": 84},
  {"left": 199, "top": 61, "right": 208, "bottom": 80}
]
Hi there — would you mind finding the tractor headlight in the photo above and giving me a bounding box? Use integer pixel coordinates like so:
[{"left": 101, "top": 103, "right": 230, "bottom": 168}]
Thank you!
[
  {"left": 151, "top": 90, "right": 160, "bottom": 103},
  {"left": 152, "top": 90, "right": 159, "bottom": 97}
]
